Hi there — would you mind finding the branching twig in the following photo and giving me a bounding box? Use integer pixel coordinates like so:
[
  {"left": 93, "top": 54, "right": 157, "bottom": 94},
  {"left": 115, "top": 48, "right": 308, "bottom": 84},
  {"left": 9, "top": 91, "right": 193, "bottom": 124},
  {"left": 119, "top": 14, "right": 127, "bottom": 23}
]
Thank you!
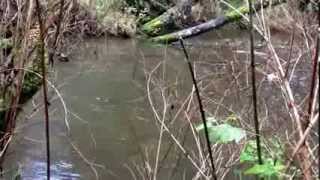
[
  {"left": 285, "top": 113, "right": 319, "bottom": 172},
  {"left": 146, "top": 62, "right": 209, "bottom": 179}
]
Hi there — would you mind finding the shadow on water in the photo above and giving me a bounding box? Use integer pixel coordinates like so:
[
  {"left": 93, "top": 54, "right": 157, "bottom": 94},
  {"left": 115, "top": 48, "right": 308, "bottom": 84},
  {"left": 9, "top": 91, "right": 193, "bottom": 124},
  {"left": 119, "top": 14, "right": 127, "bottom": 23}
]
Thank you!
[{"left": 2, "top": 26, "right": 311, "bottom": 179}]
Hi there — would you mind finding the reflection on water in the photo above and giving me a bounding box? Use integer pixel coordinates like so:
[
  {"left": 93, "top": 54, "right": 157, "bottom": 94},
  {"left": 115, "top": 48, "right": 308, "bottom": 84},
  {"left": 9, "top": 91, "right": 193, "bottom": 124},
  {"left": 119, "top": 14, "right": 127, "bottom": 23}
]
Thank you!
[{"left": 23, "top": 160, "right": 80, "bottom": 180}]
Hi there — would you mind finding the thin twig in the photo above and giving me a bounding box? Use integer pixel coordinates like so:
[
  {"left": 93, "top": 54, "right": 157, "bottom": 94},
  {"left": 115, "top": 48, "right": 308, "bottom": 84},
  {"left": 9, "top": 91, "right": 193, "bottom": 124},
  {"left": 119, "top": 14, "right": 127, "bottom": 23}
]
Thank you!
[
  {"left": 179, "top": 38, "right": 217, "bottom": 180},
  {"left": 34, "top": 0, "right": 51, "bottom": 179},
  {"left": 285, "top": 28, "right": 296, "bottom": 79},
  {"left": 153, "top": 86, "right": 167, "bottom": 180},
  {"left": 306, "top": 18, "right": 319, "bottom": 127},
  {"left": 70, "top": 141, "right": 104, "bottom": 180},
  {"left": 49, "top": 0, "right": 65, "bottom": 66},
  {"left": 248, "top": 0, "right": 263, "bottom": 165},
  {"left": 147, "top": 62, "right": 209, "bottom": 179},
  {"left": 317, "top": 2, "right": 320, "bottom": 179},
  {"left": 285, "top": 113, "right": 319, "bottom": 171}
]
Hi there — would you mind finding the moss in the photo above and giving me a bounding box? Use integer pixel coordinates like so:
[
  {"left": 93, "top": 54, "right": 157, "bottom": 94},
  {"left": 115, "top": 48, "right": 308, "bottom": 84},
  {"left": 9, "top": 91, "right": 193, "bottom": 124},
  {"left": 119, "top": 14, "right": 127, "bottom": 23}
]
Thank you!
[
  {"left": 150, "top": 33, "right": 177, "bottom": 43},
  {"left": 141, "top": 7, "right": 178, "bottom": 36},
  {"left": 141, "top": 17, "right": 164, "bottom": 35},
  {"left": 225, "top": 6, "right": 249, "bottom": 21},
  {"left": 141, "top": 15, "right": 179, "bottom": 36},
  {"left": 225, "top": 0, "right": 286, "bottom": 21}
]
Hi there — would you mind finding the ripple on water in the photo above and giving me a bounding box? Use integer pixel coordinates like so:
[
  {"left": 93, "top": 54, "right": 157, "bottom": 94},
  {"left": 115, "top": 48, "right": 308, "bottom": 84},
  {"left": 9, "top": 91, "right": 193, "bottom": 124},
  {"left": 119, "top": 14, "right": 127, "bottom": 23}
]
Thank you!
[{"left": 22, "top": 160, "right": 80, "bottom": 180}]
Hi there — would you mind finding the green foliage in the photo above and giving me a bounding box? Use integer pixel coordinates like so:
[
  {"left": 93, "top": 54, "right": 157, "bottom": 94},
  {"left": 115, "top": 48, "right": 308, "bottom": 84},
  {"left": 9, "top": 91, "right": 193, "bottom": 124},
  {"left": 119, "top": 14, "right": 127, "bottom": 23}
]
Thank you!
[
  {"left": 141, "top": 17, "right": 168, "bottom": 36},
  {"left": 0, "top": 38, "right": 13, "bottom": 49},
  {"left": 240, "top": 139, "right": 285, "bottom": 178},
  {"left": 196, "top": 117, "right": 246, "bottom": 144},
  {"left": 225, "top": 6, "right": 249, "bottom": 21},
  {"left": 245, "top": 162, "right": 284, "bottom": 177},
  {"left": 20, "top": 70, "right": 42, "bottom": 103},
  {"left": 220, "top": 0, "right": 246, "bottom": 12},
  {"left": 195, "top": 116, "right": 217, "bottom": 131},
  {"left": 208, "top": 124, "right": 246, "bottom": 144},
  {"left": 240, "top": 140, "right": 258, "bottom": 162},
  {"left": 20, "top": 49, "right": 43, "bottom": 103}
]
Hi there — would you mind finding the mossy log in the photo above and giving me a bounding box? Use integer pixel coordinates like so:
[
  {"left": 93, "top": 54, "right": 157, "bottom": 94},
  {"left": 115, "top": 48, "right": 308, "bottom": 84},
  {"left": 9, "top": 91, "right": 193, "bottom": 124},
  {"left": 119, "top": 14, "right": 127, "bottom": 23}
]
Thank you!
[
  {"left": 150, "top": 0, "right": 286, "bottom": 43},
  {"left": 141, "top": 0, "right": 192, "bottom": 36}
]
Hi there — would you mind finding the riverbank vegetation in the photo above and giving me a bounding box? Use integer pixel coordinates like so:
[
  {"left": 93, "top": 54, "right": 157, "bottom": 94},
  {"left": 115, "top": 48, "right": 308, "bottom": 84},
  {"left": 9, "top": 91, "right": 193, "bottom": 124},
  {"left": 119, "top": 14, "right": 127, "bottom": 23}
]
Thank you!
[{"left": 0, "top": 0, "right": 319, "bottom": 179}]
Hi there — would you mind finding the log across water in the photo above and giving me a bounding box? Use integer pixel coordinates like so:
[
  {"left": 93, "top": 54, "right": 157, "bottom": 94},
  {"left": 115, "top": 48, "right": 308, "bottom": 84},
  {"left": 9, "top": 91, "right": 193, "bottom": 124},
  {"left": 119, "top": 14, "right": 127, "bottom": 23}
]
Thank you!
[{"left": 145, "top": 0, "right": 286, "bottom": 43}]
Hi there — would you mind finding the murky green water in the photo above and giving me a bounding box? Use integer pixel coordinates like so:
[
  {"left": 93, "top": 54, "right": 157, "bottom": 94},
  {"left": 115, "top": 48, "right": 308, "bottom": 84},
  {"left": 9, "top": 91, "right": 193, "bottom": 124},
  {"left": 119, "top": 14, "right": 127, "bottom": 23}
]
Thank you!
[
  {"left": 3, "top": 36, "right": 194, "bottom": 180},
  {"left": 2, "top": 27, "right": 311, "bottom": 179}
]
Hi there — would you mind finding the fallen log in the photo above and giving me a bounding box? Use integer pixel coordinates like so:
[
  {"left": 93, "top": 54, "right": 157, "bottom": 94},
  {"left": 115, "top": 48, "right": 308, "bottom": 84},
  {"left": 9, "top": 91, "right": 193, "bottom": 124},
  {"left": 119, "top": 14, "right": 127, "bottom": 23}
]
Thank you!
[
  {"left": 141, "top": 0, "right": 192, "bottom": 36},
  {"left": 150, "top": 0, "right": 286, "bottom": 43}
]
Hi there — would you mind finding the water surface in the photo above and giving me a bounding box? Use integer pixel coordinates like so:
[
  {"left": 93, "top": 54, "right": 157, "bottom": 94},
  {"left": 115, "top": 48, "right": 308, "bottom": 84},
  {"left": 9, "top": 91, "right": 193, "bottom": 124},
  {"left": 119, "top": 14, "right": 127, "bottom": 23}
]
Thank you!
[{"left": 3, "top": 27, "right": 310, "bottom": 179}]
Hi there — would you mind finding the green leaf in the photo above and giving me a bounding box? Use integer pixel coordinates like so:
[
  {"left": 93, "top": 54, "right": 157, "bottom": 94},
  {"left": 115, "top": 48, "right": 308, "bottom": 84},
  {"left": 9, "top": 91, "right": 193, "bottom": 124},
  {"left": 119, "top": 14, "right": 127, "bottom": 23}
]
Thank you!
[
  {"left": 240, "top": 140, "right": 258, "bottom": 163},
  {"left": 240, "top": 139, "right": 286, "bottom": 178},
  {"left": 244, "top": 162, "right": 284, "bottom": 177},
  {"left": 195, "top": 117, "right": 217, "bottom": 131},
  {"left": 240, "top": 139, "right": 284, "bottom": 164},
  {"left": 207, "top": 124, "right": 246, "bottom": 144},
  {"left": 196, "top": 116, "right": 246, "bottom": 144}
]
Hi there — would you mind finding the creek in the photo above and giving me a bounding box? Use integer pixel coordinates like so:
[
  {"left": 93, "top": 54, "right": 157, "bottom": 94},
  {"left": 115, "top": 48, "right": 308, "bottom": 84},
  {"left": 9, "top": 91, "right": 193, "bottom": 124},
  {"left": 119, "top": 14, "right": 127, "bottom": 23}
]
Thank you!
[{"left": 2, "top": 26, "right": 310, "bottom": 179}]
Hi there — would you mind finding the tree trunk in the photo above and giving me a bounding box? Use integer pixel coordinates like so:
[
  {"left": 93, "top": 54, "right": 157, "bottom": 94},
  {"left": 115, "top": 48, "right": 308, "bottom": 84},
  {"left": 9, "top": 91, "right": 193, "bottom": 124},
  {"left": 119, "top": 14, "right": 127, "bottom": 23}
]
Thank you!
[{"left": 150, "top": 15, "right": 227, "bottom": 43}]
